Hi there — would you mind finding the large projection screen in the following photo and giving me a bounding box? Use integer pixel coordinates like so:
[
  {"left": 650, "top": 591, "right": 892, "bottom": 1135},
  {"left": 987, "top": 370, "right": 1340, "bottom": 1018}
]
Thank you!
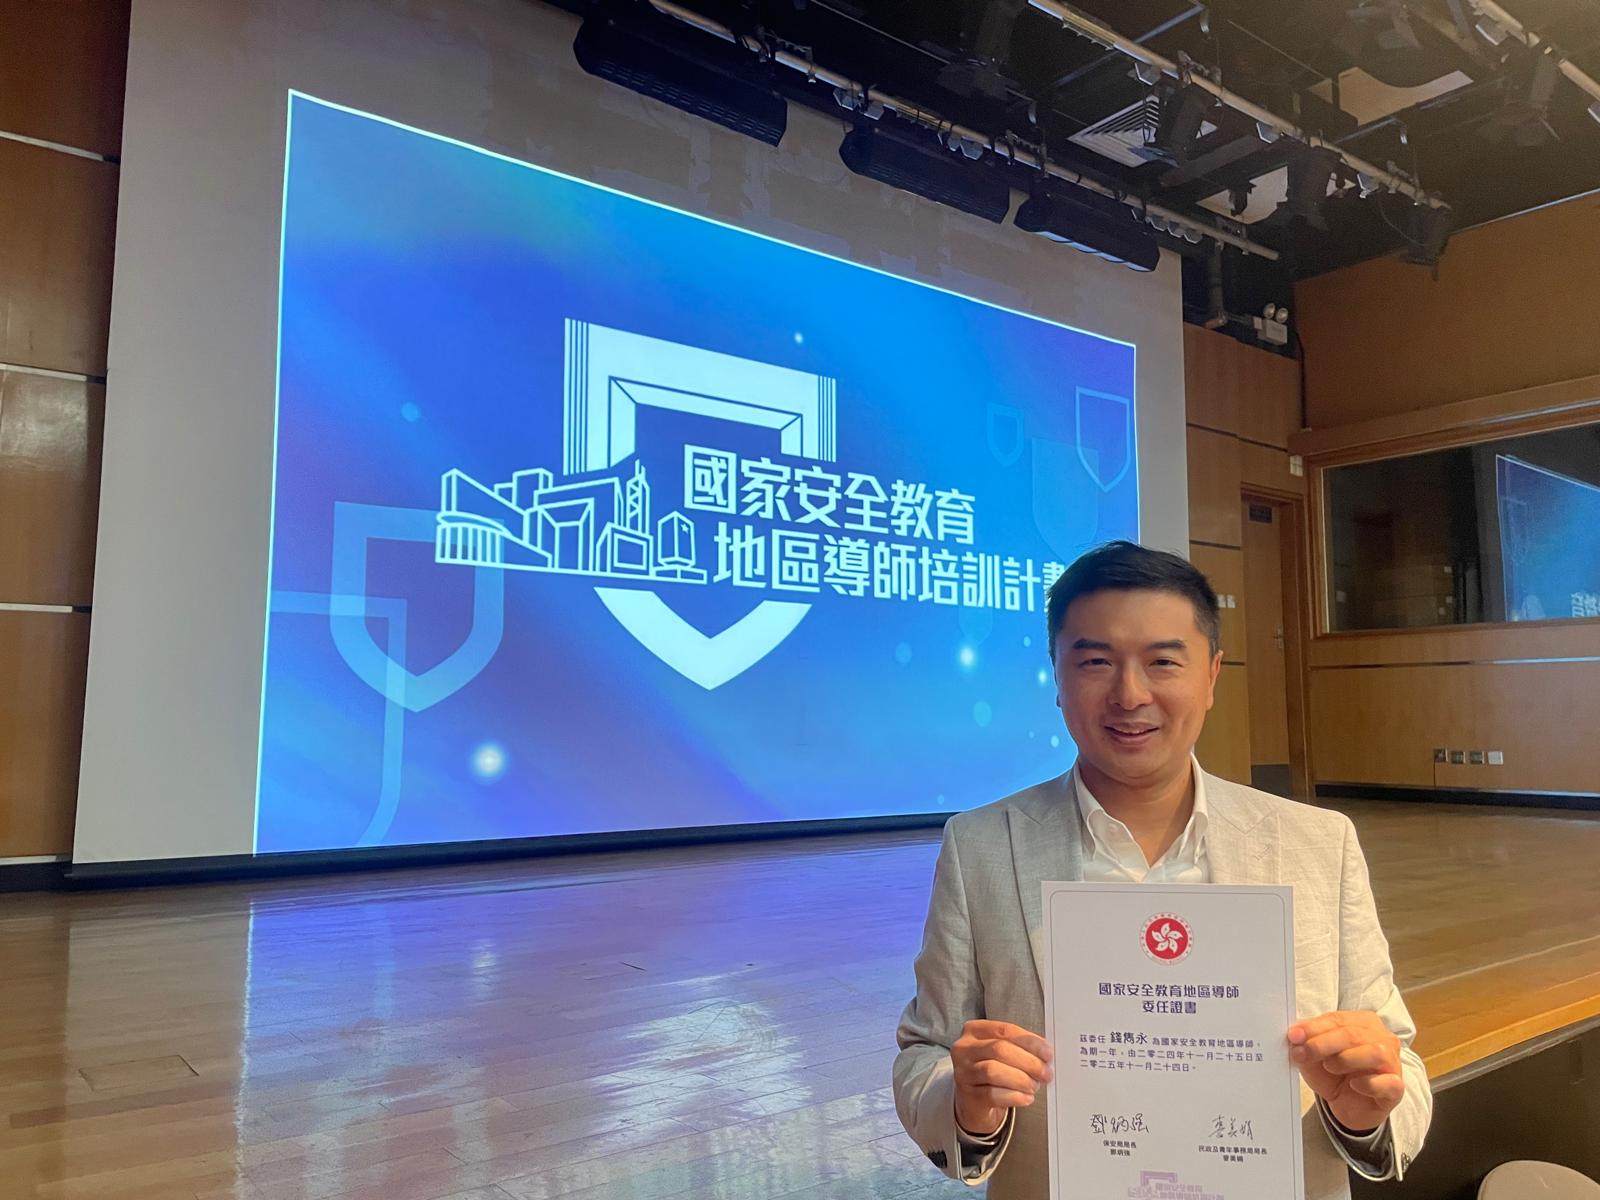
[{"left": 76, "top": 0, "right": 1188, "bottom": 865}]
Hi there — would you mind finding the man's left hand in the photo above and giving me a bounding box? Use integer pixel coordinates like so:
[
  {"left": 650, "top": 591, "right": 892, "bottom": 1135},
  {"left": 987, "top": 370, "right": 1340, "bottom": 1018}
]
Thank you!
[{"left": 1287, "top": 1011, "right": 1404, "bottom": 1135}]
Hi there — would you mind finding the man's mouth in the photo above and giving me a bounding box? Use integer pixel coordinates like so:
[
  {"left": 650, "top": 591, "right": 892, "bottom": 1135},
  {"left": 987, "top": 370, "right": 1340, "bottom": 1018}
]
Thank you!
[{"left": 1104, "top": 723, "right": 1159, "bottom": 745}]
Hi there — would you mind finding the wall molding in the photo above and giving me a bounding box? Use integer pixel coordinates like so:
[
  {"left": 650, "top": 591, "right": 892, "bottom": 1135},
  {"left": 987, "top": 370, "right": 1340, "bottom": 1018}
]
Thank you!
[
  {"left": 0, "top": 127, "right": 118, "bottom": 164},
  {"left": 1291, "top": 372, "right": 1600, "bottom": 465}
]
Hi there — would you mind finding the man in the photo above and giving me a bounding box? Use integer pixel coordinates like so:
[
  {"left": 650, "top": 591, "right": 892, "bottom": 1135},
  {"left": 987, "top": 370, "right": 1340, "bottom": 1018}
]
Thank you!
[{"left": 893, "top": 541, "right": 1431, "bottom": 1199}]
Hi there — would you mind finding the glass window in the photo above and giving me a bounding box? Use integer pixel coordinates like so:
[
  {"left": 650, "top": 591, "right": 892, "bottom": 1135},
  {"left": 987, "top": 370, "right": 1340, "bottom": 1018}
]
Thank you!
[{"left": 1324, "top": 422, "right": 1600, "bottom": 631}]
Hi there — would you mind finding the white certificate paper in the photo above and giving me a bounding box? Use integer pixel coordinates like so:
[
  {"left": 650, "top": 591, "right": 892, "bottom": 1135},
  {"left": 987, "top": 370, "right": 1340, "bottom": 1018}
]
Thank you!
[{"left": 1043, "top": 882, "right": 1304, "bottom": 1200}]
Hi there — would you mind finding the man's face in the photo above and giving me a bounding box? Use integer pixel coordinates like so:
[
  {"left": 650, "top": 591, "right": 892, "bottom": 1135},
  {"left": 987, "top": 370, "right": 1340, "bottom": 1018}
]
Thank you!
[{"left": 1051, "top": 588, "right": 1222, "bottom": 790}]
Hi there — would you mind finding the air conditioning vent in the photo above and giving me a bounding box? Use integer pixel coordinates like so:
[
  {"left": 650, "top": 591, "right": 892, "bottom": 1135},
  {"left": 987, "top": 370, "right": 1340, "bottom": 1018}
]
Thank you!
[{"left": 1068, "top": 97, "right": 1165, "bottom": 168}]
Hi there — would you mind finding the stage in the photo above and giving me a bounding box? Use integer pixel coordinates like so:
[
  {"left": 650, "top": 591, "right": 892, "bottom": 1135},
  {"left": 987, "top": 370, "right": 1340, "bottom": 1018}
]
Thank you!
[{"left": 2, "top": 799, "right": 1597, "bottom": 1199}]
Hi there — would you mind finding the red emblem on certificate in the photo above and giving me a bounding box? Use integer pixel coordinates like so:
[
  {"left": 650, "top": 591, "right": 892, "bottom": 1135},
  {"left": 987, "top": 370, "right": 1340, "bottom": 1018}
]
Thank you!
[{"left": 1142, "top": 913, "right": 1192, "bottom": 964}]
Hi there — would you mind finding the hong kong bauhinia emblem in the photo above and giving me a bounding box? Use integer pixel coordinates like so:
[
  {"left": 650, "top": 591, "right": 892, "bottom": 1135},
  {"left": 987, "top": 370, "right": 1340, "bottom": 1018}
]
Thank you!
[{"left": 1142, "top": 913, "right": 1192, "bottom": 964}]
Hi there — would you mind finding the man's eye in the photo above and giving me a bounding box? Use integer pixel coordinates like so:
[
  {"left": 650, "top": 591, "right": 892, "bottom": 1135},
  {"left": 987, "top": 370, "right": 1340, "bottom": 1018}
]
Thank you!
[
  {"left": 1078, "top": 658, "right": 1111, "bottom": 668},
  {"left": 1151, "top": 658, "right": 1181, "bottom": 668}
]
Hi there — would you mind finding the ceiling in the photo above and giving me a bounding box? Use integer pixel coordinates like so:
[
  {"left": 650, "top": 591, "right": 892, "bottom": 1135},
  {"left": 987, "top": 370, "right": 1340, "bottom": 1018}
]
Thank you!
[{"left": 544, "top": 0, "right": 1600, "bottom": 313}]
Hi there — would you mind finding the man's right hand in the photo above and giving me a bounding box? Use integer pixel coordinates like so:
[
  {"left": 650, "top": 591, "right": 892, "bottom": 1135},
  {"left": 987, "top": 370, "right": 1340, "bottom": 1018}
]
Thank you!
[{"left": 951, "top": 1019, "right": 1055, "bottom": 1137}]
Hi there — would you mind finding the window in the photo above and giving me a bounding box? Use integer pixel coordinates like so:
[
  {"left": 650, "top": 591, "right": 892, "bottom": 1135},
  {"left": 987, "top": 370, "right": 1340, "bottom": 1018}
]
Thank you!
[{"left": 1324, "top": 422, "right": 1600, "bottom": 631}]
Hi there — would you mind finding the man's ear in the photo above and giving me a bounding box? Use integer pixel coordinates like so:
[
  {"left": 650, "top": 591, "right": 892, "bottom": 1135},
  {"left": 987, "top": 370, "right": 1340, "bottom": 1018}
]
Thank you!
[{"left": 1205, "top": 648, "right": 1223, "bottom": 711}]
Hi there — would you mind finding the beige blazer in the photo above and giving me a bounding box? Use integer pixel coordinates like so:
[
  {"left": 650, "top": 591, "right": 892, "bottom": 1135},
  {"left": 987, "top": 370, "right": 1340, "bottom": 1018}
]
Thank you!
[{"left": 892, "top": 769, "right": 1432, "bottom": 1199}]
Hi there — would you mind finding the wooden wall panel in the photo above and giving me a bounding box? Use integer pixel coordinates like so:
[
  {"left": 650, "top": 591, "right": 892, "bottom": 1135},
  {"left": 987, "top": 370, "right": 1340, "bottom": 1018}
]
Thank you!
[
  {"left": 1296, "top": 192, "right": 1600, "bottom": 426},
  {"left": 0, "top": 137, "right": 119, "bottom": 376},
  {"left": 1195, "top": 663, "right": 1250, "bottom": 785},
  {"left": 1182, "top": 323, "right": 1300, "bottom": 447},
  {"left": 1238, "top": 440, "right": 1305, "bottom": 496},
  {"left": 0, "top": 611, "right": 90, "bottom": 856},
  {"left": 0, "top": 0, "right": 131, "bottom": 157},
  {"left": 1311, "top": 661, "right": 1599, "bottom": 795},
  {"left": 1235, "top": 346, "right": 1299, "bottom": 450},
  {"left": 1182, "top": 324, "right": 1242, "bottom": 434},
  {"left": 1310, "top": 666, "right": 1444, "bottom": 787},
  {"left": 0, "top": 370, "right": 103, "bottom": 606},
  {"left": 1186, "top": 426, "right": 1242, "bottom": 547},
  {"left": 1187, "top": 543, "right": 1245, "bottom": 660}
]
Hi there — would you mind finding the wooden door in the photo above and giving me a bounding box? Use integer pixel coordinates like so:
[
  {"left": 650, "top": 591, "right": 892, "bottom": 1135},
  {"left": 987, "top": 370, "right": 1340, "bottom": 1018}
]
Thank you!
[{"left": 1242, "top": 498, "right": 1291, "bottom": 795}]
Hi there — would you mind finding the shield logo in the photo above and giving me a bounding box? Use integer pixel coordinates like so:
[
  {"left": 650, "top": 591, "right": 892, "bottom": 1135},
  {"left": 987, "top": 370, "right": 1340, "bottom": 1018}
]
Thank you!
[
  {"left": 329, "top": 501, "right": 504, "bottom": 713},
  {"left": 596, "top": 589, "right": 811, "bottom": 690},
  {"left": 1074, "top": 387, "right": 1135, "bottom": 493},
  {"left": 560, "top": 321, "right": 832, "bottom": 687},
  {"left": 986, "top": 402, "right": 1025, "bottom": 467}
]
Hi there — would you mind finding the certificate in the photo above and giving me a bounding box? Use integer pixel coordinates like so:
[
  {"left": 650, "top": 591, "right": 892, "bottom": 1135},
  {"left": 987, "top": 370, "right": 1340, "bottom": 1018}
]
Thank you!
[{"left": 1042, "top": 882, "right": 1304, "bottom": 1200}]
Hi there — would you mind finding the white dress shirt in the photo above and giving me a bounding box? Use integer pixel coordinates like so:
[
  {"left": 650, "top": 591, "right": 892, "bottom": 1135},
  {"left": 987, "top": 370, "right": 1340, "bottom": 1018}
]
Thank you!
[{"left": 955, "top": 758, "right": 1391, "bottom": 1178}]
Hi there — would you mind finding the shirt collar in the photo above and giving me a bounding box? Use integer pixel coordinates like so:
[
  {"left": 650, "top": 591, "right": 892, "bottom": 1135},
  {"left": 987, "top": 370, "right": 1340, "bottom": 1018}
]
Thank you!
[{"left": 1072, "top": 754, "right": 1209, "bottom": 857}]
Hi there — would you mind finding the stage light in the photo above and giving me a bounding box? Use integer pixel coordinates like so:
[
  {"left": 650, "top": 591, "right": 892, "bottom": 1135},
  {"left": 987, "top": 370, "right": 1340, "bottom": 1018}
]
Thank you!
[
  {"left": 947, "top": 134, "right": 986, "bottom": 160},
  {"left": 1278, "top": 147, "right": 1341, "bottom": 230},
  {"left": 573, "top": 11, "right": 787, "bottom": 146},
  {"left": 1475, "top": 17, "right": 1510, "bottom": 45},
  {"left": 1014, "top": 189, "right": 1161, "bottom": 272},
  {"left": 1153, "top": 84, "right": 1214, "bottom": 164},
  {"left": 1403, "top": 204, "right": 1454, "bottom": 268},
  {"left": 1356, "top": 171, "right": 1382, "bottom": 198},
  {"left": 1256, "top": 120, "right": 1281, "bottom": 144},
  {"left": 840, "top": 124, "right": 1012, "bottom": 223},
  {"left": 833, "top": 86, "right": 884, "bottom": 121},
  {"left": 1134, "top": 61, "right": 1164, "bottom": 86}
]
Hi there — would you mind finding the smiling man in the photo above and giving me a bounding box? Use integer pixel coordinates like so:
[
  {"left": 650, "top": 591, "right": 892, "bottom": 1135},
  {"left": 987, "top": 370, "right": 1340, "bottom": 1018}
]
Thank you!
[{"left": 892, "top": 541, "right": 1432, "bottom": 1200}]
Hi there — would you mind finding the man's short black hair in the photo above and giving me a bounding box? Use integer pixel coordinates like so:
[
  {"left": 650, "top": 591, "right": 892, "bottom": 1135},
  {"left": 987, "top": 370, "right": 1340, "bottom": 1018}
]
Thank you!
[{"left": 1046, "top": 541, "right": 1221, "bottom": 660}]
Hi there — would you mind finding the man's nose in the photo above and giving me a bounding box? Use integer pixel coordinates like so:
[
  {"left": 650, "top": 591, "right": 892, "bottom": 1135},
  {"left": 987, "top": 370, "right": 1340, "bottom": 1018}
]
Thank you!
[{"left": 1110, "top": 665, "right": 1152, "bottom": 709}]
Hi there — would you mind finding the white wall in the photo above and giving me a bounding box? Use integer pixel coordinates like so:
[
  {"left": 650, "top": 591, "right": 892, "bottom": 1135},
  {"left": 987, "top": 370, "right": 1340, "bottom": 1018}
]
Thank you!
[{"left": 76, "top": 0, "right": 1188, "bottom": 864}]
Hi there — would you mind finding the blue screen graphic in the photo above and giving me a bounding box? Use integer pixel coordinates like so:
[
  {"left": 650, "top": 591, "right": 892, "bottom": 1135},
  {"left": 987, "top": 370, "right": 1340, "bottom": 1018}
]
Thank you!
[
  {"left": 1497, "top": 455, "right": 1600, "bottom": 622},
  {"left": 255, "top": 93, "right": 1140, "bottom": 853}
]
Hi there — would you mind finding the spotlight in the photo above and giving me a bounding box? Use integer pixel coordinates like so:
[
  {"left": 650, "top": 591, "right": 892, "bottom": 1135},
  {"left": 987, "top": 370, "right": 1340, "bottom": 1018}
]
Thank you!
[
  {"left": 1015, "top": 189, "right": 1161, "bottom": 272},
  {"left": 840, "top": 124, "right": 1012, "bottom": 223},
  {"left": 1273, "top": 304, "right": 1289, "bottom": 322},
  {"left": 1255, "top": 120, "right": 1282, "bottom": 143},
  {"left": 1475, "top": 17, "right": 1510, "bottom": 45},
  {"left": 832, "top": 86, "right": 884, "bottom": 121},
  {"left": 1134, "top": 61, "right": 1164, "bottom": 86},
  {"left": 947, "top": 134, "right": 986, "bottom": 160},
  {"left": 1356, "top": 171, "right": 1382, "bottom": 198},
  {"left": 1278, "top": 146, "right": 1341, "bottom": 230},
  {"left": 1153, "top": 84, "right": 1215, "bottom": 164},
  {"left": 574, "top": 11, "right": 787, "bottom": 146},
  {"left": 1403, "top": 204, "right": 1453, "bottom": 268}
]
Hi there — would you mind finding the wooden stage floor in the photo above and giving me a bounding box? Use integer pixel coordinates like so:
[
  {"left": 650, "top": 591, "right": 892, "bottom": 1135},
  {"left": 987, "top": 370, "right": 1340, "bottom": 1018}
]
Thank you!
[{"left": 3, "top": 800, "right": 1598, "bottom": 1200}]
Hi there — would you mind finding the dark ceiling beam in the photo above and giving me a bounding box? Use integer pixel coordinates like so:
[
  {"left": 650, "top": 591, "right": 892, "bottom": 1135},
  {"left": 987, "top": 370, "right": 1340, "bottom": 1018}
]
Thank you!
[
  {"left": 1155, "top": 137, "right": 1300, "bottom": 209},
  {"left": 1158, "top": 130, "right": 1275, "bottom": 188},
  {"left": 1043, "top": 5, "right": 1206, "bottom": 100}
]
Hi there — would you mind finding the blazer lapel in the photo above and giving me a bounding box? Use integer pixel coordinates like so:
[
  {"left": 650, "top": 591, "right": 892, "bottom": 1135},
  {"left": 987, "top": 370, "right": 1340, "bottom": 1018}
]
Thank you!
[
  {"left": 1006, "top": 769, "right": 1084, "bottom": 995},
  {"left": 1204, "top": 772, "right": 1280, "bottom": 885}
]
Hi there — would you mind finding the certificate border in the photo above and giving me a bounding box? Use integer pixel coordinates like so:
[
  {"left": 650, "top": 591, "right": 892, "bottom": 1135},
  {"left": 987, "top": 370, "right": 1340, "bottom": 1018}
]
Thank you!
[{"left": 1041, "top": 881, "right": 1305, "bottom": 1200}]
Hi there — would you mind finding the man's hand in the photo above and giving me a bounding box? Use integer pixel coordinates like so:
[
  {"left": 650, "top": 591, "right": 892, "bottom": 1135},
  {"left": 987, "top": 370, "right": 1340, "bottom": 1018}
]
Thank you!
[
  {"left": 1287, "top": 1011, "right": 1404, "bottom": 1135},
  {"left": 952, "top": 1019, "right": 1054, "bottom": 1137}
]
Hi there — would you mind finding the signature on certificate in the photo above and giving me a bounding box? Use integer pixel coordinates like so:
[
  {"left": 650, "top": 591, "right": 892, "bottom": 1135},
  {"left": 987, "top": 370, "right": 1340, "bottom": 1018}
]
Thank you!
[
  {"left": 1089, "top": 1113, "right": 1150, "bottom": 1135},
  {"left": 1207, "top": 1115, "right": 1255, "bottom": 1140}
]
